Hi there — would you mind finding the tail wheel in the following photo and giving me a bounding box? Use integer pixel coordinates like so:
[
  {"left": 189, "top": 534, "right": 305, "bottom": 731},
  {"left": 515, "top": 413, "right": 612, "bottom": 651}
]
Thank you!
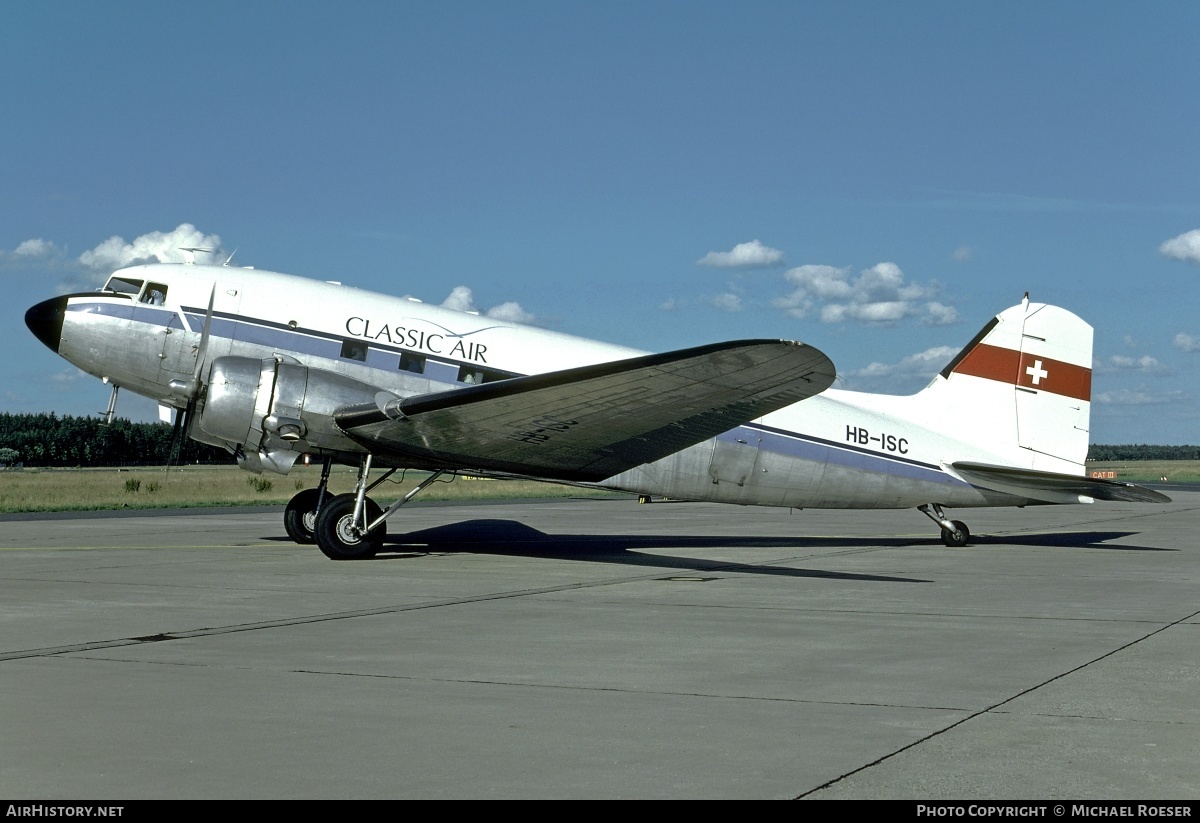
[
  {"left": 941, "top": 520, "right": 970, "bottom": 547},
  {"left": 314, "top": 493, "right": 386, "bottom": 560},
  {"left": 284, "top": 488, "right": 323, "bottom": 544}
]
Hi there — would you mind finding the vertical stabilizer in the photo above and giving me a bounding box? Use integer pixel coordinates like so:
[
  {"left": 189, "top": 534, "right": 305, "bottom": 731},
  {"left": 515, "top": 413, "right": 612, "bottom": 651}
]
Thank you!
[{"left": 932, "top": 300, "right": 1093, "bottom": 468}]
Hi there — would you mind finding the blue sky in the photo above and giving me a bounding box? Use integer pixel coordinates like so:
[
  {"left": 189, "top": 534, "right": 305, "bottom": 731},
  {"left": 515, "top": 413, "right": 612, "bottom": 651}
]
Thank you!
[{"left": 2, "top": 1, "right": 1198, "bottom": 444}]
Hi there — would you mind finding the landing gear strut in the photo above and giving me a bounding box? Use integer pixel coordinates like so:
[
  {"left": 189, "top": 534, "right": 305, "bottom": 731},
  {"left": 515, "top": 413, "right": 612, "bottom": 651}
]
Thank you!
[
  {"left": 305, "top": 454, "right": 450, "bottom": 560},
  {"left": 918, "top": 503, "right": 971, "bottom": 547}
]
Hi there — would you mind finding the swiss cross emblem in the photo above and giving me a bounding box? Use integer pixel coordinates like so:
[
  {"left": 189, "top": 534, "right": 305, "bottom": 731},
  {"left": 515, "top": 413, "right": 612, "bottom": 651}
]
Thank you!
[{"left": 1025, "top": 359, "right": 1048, "bottom": 385}]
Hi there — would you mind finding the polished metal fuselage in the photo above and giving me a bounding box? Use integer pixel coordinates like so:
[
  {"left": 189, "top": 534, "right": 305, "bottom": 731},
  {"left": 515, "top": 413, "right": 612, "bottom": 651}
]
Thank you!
[{"left": 42, "top": 263, "right": 1061, "bottom": 511}]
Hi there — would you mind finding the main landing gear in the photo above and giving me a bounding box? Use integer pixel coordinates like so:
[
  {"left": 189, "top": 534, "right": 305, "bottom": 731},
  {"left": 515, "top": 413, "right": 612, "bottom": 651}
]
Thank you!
[
  {"left": 283, "top": 458, "right": 334, "bottom": 544},
  {"left": 918, "top": 503, "right": 971, "bottom": 547},
  {"left": 282, "top": 455, "right": 449, "bottom": 560}
]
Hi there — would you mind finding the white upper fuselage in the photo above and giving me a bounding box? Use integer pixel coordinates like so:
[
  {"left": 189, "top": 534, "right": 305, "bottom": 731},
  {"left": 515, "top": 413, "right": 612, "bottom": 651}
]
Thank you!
[{"left": 51, "top": 263, "right": 1084, "bottom": 510}]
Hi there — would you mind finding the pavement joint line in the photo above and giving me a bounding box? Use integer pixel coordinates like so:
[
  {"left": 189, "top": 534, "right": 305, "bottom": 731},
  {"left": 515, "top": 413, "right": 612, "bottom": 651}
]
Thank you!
[
  {"left": 0, "top": 566, "right": 746, "bottom": 662},
  {"left": 0, "top": 546, "right": 934, "bottom": 662},
  {"left": 795, "top": 602, "right": 1200, "bottom": 799}
]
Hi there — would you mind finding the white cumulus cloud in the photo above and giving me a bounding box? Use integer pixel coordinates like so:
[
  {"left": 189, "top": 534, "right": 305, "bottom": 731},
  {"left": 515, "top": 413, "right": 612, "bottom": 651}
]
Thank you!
[
  {"left": 15, "top": 238, "right": 57, "bottom": 257},
  {"left": 822, "top": 300, "right": 909, "bottom": 324},
  {"left": 1093, "top": 388, "right": 1185, "bottom": 406},
  {"left": 441, "top": 286, "right": 475, "bottom": 312},
  {"left": 842, "top": 345, "right": 961, "bottom": 392},
  {"left": 1100, "top": 354, "right": 1169, "bottom": 374},
  {"left": 49, "top": 369, "right": 87, "bottom": 384},
  {"left": 440, "top": 286, "right": 534, "bottom": 323},
  {"left": 78, "top": 223, "right": 224, "bottom": 271},
  {"left": 486, "top": 301, "right": 534, "bottom": 323},
  {"left": 708, "top": 293, "right": 743, "bottom": 312},
  {"left": 773, "top": 261, "right": 956, "bottom": 325},
  {"left": 1159, "top": 229, "right": 1200, "bottom": 263},
  {"left": 697, "top": 239, "right": 784, "bottom": 269},
  {"left": 1173, "top": 332, "right": 1200, "bottom": 352},
  {"left": 2, "top": 238, "right": 67, "bottom": 278},
  {"left": 923, "top": 301, "right": 959, "bottom": 325}
]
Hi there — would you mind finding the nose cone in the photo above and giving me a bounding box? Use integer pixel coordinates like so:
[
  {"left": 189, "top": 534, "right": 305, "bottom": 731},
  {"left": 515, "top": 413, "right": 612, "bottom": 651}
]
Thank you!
[{"left": 25, "top": 296, "right": 68, "bottom": 353}]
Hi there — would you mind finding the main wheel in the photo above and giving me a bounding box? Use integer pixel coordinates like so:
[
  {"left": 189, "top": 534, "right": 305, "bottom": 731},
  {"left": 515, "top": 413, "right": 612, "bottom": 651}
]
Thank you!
[
  {"left": 284, "top": 489, "right": 323, "bottom": 544},
  {"left": 940, "top": 520, "right": 970, "bottom": 547},
  {"left": 314, "top": 493, "right": 386, "bottom": 560}
]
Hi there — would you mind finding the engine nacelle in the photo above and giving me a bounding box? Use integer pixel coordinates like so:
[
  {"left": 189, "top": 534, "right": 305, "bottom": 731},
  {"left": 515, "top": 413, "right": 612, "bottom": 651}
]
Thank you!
[{"left": 195, "top": 356, "right": 380, "bottom": 474}]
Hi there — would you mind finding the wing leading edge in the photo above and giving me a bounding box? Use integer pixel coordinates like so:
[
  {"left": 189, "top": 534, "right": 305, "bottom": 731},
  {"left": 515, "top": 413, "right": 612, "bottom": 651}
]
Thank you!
[
  {"left": 952, "top": 462, "right": 1172, "bottom": 505},
  {"left": 335, "top": 339, "right": 836, "bottom": 482}
]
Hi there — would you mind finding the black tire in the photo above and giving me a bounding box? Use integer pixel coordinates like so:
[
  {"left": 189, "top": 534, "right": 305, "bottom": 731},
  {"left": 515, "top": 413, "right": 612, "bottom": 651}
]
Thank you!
[
  {"left": 284, "top": 488, "right": 323, "bottom": 544},
  {"left": 941, "top": 520, "right": 970, "bottom": 547},
  {"left": 314, "top": 493, "right": 386, "bottom": 560}
]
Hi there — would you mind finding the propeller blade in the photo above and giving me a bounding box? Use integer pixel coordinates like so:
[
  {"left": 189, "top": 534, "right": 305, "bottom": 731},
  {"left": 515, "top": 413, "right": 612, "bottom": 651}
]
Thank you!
[
  {"left": 166, "top": 405, "right": 186, "bottom": 467},
  {"left": 167, "top": 284, "right": 215, "bottom": 467},
  {"left": 194, "top": 284, "right": 216, "bottom": 382}
]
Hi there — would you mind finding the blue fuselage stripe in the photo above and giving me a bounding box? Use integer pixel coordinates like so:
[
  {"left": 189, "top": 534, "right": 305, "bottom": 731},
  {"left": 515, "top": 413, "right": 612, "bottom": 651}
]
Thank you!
[
  {"left": 721, "top": 422, "right": 950, "bottom": 485},
  {"left": 69, "top": 299, "right": 952, "bottom": 486}
]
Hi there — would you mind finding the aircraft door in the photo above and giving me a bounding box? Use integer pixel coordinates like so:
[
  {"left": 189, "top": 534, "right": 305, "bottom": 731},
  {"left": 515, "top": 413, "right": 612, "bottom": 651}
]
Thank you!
[
  {"left": 708, "top": 432, "right": 762, "bottom": 487},
  {"left": 158, "top": 310, "right": 193, "bottom": 381}
]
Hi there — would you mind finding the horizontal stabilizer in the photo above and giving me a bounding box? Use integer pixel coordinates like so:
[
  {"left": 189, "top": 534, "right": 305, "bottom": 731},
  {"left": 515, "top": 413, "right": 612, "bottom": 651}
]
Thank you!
[
  {"left": 952, "top": 461, "right": 1172, "bottom": 505},
  {"left": 336, "top": 339, "right": 836, "bottom": 482}
]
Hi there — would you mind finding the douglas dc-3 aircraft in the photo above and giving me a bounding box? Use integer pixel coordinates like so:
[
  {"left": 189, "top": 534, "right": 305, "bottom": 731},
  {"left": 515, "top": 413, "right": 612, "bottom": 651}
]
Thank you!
[{"left": 25, "top": 258, "right": 1169, "bottom": 559}]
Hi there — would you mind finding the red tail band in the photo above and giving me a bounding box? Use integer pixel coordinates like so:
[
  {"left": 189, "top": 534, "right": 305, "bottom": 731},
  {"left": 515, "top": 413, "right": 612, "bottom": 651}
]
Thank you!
[{"left": 951, "top": 343, "right": 1091, "bottom": 401}]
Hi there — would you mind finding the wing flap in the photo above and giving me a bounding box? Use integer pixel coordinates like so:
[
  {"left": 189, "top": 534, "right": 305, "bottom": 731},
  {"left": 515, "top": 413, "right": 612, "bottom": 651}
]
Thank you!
[
  {"left": 952, "top": 461, "right": 1172, "bottom": 504},
  {"left": 336, "top": 339, "right": 835, "bottom": 481}
]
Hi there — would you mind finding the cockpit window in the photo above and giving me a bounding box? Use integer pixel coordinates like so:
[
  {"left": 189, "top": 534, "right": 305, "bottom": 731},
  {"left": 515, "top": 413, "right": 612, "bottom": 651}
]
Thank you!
[
  {"left": 102, "top": 276, "right": 143, "bottom": 296},
  {"left": 139, "top": 283, "right": 168, "bottom": 305}
]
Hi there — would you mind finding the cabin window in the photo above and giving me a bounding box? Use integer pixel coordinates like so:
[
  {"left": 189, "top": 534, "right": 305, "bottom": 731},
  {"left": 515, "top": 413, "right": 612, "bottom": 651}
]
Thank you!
[
  {"left": 139, "top": 283, "right": 168, "bottom": 305},
  {"left": 340, "top": 339, "right": 368, "bottom": 362},
  {"left": 103, "top": 276, "right": 143, "bottom": 296},
  {"left": 399, "top": 352, "right": 426, "bottom": 374}
]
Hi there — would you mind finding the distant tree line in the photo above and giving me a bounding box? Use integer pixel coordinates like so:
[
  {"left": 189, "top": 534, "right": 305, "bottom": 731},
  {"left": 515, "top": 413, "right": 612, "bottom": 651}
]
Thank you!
[
  {"left": 0, "top": 412, "right": 230, "bottom": 467},
  {"left": 1087, "top": 444, "right": 1200, "bottom": 461},
  {"left": 0, "top": 411, "right": 1195, "bottom": 468}
]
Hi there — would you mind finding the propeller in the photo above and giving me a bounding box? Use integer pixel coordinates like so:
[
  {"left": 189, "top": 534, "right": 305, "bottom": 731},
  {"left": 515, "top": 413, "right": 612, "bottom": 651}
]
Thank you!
[{"left": 166, "top": 285, "right": 216, "bottom": 466}]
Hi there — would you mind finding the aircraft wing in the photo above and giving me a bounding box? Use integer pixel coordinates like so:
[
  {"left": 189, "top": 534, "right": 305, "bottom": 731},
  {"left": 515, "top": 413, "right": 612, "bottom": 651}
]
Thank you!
[
  {"left": 951, "top": 462, "right": 1172, "bottom": 505},
  {"left": 335, "top": 339, "right": 835, "bottom": 482}
]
